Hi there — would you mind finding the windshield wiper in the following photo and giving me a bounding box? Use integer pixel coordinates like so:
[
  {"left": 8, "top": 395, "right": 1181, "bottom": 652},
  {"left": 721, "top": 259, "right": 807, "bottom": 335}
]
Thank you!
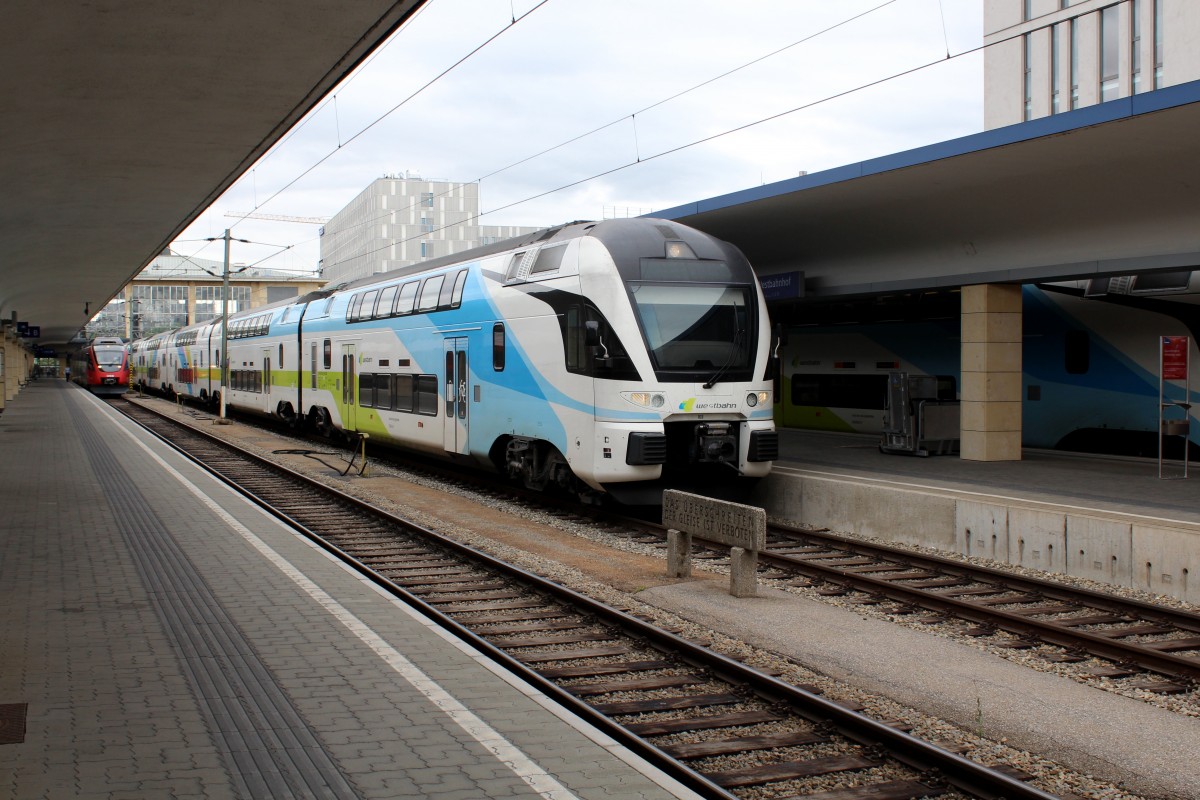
[{"left": 702, "top": 328, "right": 744, "bottom": 389}]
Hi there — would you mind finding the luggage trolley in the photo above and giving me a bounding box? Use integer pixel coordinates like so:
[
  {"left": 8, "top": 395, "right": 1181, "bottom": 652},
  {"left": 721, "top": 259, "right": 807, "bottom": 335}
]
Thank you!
[{"left": 879, "top": 371, "right": 960, "bottom": 456}]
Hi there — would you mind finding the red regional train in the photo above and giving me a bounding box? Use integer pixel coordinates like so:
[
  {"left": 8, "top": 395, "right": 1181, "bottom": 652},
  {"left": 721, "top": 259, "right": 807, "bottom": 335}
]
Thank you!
[{"left": 71, "top": 336, "right": 130, "bottom": 396}]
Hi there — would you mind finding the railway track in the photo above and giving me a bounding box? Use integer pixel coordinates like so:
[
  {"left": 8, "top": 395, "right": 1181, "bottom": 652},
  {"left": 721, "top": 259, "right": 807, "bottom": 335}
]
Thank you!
[
  {"left": 647, "top": 523, "right": 1200, "bottom": 693},
  {"left": 114, "top": 397, "right": 1069, "bottom": 800}
]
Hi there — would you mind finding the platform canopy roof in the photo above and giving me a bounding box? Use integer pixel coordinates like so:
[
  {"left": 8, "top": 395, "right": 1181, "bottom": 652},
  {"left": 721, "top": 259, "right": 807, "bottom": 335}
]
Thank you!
[
  {"left": 0, "top": 0, "right": 427, "bottom": 349},
  {"left": 660, "top": 81, "right": 1200, "bottom": 302}
]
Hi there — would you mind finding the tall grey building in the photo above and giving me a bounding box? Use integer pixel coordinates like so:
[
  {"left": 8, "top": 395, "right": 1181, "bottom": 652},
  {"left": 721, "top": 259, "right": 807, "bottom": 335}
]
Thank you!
[
  {"left": 984, "top": 0, "right": 1200, "bottom": 129},
  {"left": 318, "top": 175, "right": 543, "bottom": 284}
]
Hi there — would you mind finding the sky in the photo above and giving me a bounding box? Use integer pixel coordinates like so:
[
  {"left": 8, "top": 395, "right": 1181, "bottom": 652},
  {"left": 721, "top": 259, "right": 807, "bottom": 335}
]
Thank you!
[{"left": 171, "top": 0, "right": 984, "bottom": 277}]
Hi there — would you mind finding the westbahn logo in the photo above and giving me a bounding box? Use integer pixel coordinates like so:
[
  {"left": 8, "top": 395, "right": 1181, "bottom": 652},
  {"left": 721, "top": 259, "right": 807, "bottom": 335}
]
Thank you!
[{"left": 679, "top": 398, "right": 737, "bottom": 411}]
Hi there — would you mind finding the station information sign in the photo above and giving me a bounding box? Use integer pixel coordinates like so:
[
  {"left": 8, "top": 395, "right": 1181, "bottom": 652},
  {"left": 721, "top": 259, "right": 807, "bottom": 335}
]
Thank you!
[{"left": 1161, "top": 335, "right": 1189, "bottom": 381}]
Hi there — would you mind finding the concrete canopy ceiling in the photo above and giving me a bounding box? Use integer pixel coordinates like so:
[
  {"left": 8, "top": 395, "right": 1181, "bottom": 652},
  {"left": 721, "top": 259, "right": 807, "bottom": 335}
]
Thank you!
[
  {"left": 0, "top": 0, "right": 427, "bottom": 349},
  {"left": 660, "top": 81, "right": 1200, "bottom": 300}
]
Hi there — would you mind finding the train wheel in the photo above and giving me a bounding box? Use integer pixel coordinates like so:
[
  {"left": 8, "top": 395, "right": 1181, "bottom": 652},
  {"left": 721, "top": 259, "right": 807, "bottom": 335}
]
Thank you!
[{"left": 312, "top": 407, "right": 335, "bottom": 438}]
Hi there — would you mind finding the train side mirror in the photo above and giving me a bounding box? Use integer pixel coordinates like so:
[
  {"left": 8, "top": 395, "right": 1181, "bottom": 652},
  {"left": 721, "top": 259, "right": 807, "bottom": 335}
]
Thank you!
[{"left": 584, "top": 320, "right": 601, "bottom": 347}]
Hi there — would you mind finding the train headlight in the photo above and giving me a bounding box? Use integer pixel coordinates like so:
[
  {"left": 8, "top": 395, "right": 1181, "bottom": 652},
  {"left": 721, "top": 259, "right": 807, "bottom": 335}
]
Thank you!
[
  {"left": 624, "top": 392, "right": 666, "bottom": 408},
  {"left": 665, "top": 240, "right": 696, "bottom": 259},
  {"left": 746, "top": 391, "right": 769, "bottom": 407}
]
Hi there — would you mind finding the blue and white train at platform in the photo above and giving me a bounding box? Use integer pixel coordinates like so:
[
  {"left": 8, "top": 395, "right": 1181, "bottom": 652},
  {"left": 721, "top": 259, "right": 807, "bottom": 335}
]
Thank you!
[
  {"left": 130, "top": 218, "right": 779, "bottom": 504},
  {"left": 776, "top": 275, "right": 1200, "bottom": 459}
]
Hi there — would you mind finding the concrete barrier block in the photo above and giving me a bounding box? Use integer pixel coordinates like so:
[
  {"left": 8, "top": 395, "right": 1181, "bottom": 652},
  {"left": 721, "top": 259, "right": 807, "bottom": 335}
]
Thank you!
[
  {"left": 956, "top": 501, "right": 1009, "bottom": 560},
  {"left": 1065, "top": 516, "right": 1133, "bottom": 587},
  {"left": 753, "top": 473, "right": 803, "bottom": 520},
  {"left": 804, "top": 477, "right": 958, "bottom": 550},
  {"left": 1008, "top": 508, "right": 1067, "bottom": 573},
  {"left": 1131, "top": 525, "right": 1200, "bottom": 604},
  {"left": 666, "top": 529, "right": 692, "bottom": 578},
  {"left": 729, "top": 547, "right": 758, "bottom": 598}
]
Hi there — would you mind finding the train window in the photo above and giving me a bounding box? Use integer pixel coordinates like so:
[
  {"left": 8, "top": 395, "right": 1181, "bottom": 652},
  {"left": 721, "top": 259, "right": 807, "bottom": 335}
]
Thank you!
[
  {"left": 278, "top": 343, "right": 284, "bottom": 366},
  {"left": 417, "top": 276, "right": 444, "bottom": 312},
  {"left": 394, "top": 375, "right": 414, "bottom": 412},
  {"left": 376, "top": 285, "right": 398, "bottom": 317},
  {"left": 395, "top": 282, "right": 418, "bottom": 315},
  {"left": 415, "top": 374, "right": 439, "bottom": 415},
  {"left": 445, "top": 351, "right": 455, "bottom": 416},
  {"left": 566, "top": 307, "right": 584, "bottom": 371},
  {"left": 529, "top": 244, "right": 566, "bottom": 275},
  {"left": 1065, "top": 330, "right": 1090, "bottom": 374},
  {"left": 438, "top": 273, "right": 458, "bottom": 308},
  {"left": 347, "top": 293, "right": 365, "bottom": 322},
  {"left": 375, "top": 374, "right": 394, "bottom": 410},
  {"left": 323, "top": 339, "right": 332, "bottom": 369},
  {"left": 457, "top": 351, "right": 467, "bottom": 419},
  {"left": 358, "top": 374, "right": 375, "bottom": 408},
  {"left": 493, "top": 323, "right": 505, "bottom": 371},
  {"left": 791, "top": 373, "right": 889, "bottom": 410},
  {"left": 358, "top": 291, "right": 379, "bottom": 322},
  {"left": 562, "top": 305, "right": 638, "bottom": 380},
  {"left": 311, "top": 343, "right": 318, "bottom": 389},
  {"left": 450, "top": 269, "right": 468, "bottom": 307}
]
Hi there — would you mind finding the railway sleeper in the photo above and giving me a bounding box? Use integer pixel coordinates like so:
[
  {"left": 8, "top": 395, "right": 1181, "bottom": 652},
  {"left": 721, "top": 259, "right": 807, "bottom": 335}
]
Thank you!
[
  {"left": 798, "top": 779, "right": 947, "bottom": 800},
  {"left": 704, "top": 753, "right": 876, "bottom": 788},
  {"left": 658, "top": 729, "right": 827, "bottom": 760}
]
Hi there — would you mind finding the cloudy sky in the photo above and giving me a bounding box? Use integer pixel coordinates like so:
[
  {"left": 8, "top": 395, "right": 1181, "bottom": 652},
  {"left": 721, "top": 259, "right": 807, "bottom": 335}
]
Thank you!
[{"left": 173, "top": 0, "right": 984, "bottom": 275}]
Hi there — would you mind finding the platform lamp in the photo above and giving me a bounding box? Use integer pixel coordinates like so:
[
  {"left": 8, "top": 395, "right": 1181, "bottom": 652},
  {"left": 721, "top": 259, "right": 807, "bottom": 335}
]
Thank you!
[{"left": 207, "top": 229, "right": 249, "bottom": 421}]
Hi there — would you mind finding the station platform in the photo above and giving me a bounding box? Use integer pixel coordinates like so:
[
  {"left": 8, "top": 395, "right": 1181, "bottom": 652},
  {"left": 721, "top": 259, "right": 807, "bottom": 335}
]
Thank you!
[
  {"left": 755, "top": 429, "right": 1200, "bottom": 604},
  {"left": 0, "top": 380, "right": 700, "bottom": 800}
]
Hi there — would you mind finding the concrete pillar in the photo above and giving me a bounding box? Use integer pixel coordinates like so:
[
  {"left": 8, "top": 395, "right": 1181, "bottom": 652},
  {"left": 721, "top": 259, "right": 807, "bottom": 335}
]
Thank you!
[
  {"left": 0, "top": 331, "right": 8, "bottom": 411},
  {"left": 961, "top": 284, "right": 1022, "bottom": 461},
  {"left": 4, "top": 329, "right": 27, "bottom": 402}
]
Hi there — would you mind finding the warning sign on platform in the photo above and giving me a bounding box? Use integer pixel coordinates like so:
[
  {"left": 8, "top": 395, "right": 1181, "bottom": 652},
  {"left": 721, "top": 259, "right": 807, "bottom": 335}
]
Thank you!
[{"left": 1162, "top": 336, "right": 1190, "bottom": 381}]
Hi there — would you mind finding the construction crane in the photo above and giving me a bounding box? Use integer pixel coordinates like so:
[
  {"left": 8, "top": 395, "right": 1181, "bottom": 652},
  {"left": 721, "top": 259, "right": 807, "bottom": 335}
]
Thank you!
[{"left": 225, "top": 211, "right": 330, "bottom": 224}]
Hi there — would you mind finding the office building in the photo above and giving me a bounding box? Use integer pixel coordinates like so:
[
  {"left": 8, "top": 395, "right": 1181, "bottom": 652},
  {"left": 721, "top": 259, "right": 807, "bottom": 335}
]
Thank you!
[
  {"left": 984, "top": 0, "right": 1200, "bottom": 128},
  {"left": 318, "top": 175, "right": 542, "bottom": 284}
]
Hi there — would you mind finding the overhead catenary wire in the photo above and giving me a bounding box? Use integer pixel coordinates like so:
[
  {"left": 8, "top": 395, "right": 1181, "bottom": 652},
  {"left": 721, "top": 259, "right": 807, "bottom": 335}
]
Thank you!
[
  {"left": 210, "top": 1, "right": 1082, "bottom": 279},
  {"left": 315, "top": 8, "right": 1074, "bottom": 276},
  {"left": 258, "top": 0, "right": 908, "bottom": 272}
]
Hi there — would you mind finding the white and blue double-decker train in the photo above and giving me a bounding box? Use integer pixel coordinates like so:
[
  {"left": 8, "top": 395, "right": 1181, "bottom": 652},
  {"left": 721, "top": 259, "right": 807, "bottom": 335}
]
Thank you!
[{"left": 131, "top": 218, "right": 779, "bottom": 503}]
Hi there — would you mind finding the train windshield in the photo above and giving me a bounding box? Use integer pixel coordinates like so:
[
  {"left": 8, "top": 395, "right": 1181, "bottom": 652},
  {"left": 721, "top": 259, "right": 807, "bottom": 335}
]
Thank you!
[
  {"left": 628, "top": 283, "right": 753, "bottom": 382},
  {"left": 93, "top": 346, "right": 126, "bottom": 369}
]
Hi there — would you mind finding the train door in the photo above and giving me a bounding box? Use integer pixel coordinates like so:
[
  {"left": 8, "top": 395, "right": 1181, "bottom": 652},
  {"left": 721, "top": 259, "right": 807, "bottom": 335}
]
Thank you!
[
  {"left": 341, "top": 343, "right": 357, "bottom": 430},
  {"left": 262, "top": 348, "right": 272, "bottom": 412},
  {"left": 443, "top": 338, "right": 469, "bottom": 455}
]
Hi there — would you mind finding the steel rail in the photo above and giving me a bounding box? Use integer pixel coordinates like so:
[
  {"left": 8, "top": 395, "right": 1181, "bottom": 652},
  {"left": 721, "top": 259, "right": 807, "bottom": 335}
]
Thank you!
[
  {"left": 771, "top": 521, "right": 1200, "bottom": 634},
  {"left": 743, "top": 534, "right": 1200, "bottom": 684}
]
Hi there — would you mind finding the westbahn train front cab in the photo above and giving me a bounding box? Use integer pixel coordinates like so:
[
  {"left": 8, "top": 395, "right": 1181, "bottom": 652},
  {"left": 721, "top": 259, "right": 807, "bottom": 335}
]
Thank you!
[{"left": 574, "top": 219, "right": 778, "bottom": 504}]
